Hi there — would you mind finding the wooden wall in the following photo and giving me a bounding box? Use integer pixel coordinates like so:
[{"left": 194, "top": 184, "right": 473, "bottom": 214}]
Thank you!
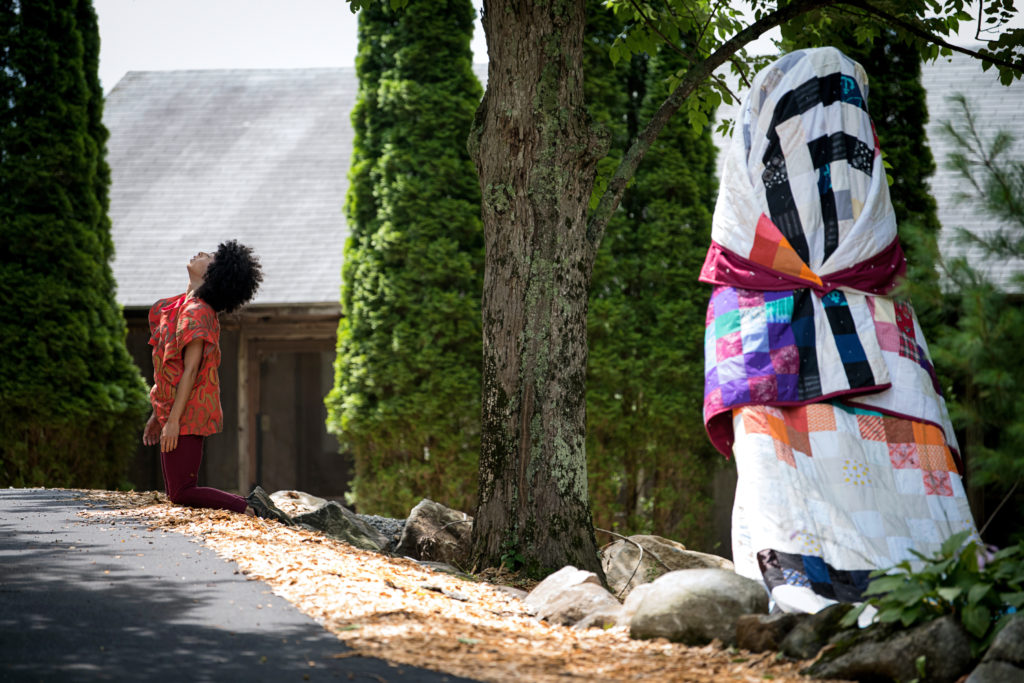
[{"left": 124, "top": 304, "right": 351, "bottom": 501}]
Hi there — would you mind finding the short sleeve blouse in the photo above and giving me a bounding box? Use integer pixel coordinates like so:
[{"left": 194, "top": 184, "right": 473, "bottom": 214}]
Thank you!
[{"left": 148, "top": 293, "right": 223, "bottom": 436}]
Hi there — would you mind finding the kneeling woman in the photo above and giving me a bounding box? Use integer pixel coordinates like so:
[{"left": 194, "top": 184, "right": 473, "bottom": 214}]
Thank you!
[{"left": 144, "top": 240, "right": 289, "bottom": 523}]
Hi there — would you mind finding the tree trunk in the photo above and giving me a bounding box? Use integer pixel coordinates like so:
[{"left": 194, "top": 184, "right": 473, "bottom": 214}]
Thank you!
[{"left": 469, "top": 0, "right": 608, "bottom": 578}]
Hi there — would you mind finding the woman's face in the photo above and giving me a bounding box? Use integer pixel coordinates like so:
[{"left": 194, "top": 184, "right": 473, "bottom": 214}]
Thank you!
[{"left": 187, "top": 251, "right": 215, "bottom": 281}]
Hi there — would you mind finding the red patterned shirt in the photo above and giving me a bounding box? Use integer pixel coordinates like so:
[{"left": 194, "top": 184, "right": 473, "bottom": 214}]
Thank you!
[{"left": 148, "top": 293, "right": 223, "bottom": 436}]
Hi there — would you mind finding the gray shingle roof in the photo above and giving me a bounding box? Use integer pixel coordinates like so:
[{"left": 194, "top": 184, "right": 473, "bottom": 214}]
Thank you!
[
  {"left": 106, "top": 68, "right": 357, "bottom": 308},
  {"left": 922, "top": 49, "right": 1024, "bottom": 292}
]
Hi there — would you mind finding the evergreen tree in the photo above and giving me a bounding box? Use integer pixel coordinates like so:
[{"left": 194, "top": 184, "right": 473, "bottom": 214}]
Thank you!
[
  {"left": 326, "top": 0, "right": 484, "bottom": 517},
  {"left": 0, "top": 0, "right": 150, "bottom": 487},
  {"left": 905, "top": 95, "right": 1024, "bottom": 544},
  {"left": 584, "top": 5, "right": 721, "bottom": 548}
]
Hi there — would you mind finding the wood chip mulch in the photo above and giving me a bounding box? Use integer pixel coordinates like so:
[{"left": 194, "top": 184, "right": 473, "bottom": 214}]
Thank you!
[{"left": 74, "top": 489, "right": 846, "bottom": 683}]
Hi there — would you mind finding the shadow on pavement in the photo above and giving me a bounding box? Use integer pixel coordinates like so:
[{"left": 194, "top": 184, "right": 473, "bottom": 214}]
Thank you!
[{"left": 0, "top": 489, "right": 473, "bottom": 682}]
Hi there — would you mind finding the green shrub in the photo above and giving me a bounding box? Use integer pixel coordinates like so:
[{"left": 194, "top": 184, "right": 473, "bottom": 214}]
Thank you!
[
  {"left": 583, "top": 4, "right": 721, "bottom": 549},
  {"left": 325, "top": 0, "right": 483, "bottom": 517},
  {"left": 0, "top": 0, "right": 150, "bottom": 488},
  {"left": 843, "top": 531, "right": 1024, "bottom": 657}
]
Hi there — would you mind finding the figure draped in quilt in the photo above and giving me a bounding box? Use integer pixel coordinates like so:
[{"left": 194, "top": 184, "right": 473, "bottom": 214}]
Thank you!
[{"left": 700, "top": 47, "right": 979, "bottom": 613}]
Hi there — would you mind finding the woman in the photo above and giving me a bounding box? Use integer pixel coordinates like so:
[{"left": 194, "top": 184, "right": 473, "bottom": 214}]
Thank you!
[
  {"left": 143, "top": 240, "right": 290, "bottom": 524},
  {"left": 701, "top": 47, "right": 978, "bottom": 613}
]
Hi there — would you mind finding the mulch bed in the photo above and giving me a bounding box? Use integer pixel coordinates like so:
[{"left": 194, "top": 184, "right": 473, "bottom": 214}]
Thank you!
[{"left": 75, "top": 489, "right": 846, "bottom": 682}]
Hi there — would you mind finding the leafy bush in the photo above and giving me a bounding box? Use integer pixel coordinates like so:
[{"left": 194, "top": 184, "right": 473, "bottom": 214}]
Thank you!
[
  {"left": 583, "top": 3, "right": 721, "bottom": 549},
  {"left": 0, "top": 0, "right": 150, "bottom": 488},
  {"left": 842, "top": 530, "right": 1024, "bottom": 657},
  {"left": 325, "top": 0, "right": 483, "bottom": 517}
]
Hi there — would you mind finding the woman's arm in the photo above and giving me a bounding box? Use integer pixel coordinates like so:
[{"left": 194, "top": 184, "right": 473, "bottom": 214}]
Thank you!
[{"left": 160, "top": 338, "right": 204, "bottom": 453}]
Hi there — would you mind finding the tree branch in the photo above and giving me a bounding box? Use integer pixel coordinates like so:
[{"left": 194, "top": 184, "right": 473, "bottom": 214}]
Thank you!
[
  {"left": 585, "top": 0, "right": 835, "bottom": 258},
  {"left": 584, "top": 0, "right": 1024, "bottom": 262},
  {"left": 842, "top": 0, "right": 1024, "bottom": 74},
  {"left": 627, "top": 0, "right": 700, "bottom": 64}
]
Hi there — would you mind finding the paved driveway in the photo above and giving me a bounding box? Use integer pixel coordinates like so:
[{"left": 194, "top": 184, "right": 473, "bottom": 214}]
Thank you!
[{"left": 0, "top": 488, "right": 475, "bottom": 682}]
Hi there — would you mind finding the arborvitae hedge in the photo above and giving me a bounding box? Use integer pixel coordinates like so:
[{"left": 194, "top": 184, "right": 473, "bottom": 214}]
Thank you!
[
  {"left": 0, "top": 0, "right": 150, "bottom": 487},
  {"left": 326, "top": 0, "right": 484, "bottom": 517},
  {"left": 584, "top": 5, "right": 721, "bottom": 550}
]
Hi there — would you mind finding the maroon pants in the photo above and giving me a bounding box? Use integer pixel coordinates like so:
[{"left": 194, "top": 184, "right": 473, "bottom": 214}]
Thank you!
[{"left": 160, "top": 435, "right": 247, "bottom": 513}]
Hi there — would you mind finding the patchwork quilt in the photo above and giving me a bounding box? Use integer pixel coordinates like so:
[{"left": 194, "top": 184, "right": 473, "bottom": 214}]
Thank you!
[
  {"left": 698, "top": 47, "right": 977, "bottom": 611},
  {"left": 731, "top": 402, "right": 976, "bottom": 612}
]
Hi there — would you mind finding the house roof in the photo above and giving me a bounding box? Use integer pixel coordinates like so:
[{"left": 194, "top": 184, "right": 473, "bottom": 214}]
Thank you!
[
  {"left": 105, "top": 68, "right": 358, "bottom": 308},
  {"left": 105, "top": 59, "right": 1020, "bottom": 309},
  {"left": 922, "top": 49, "right": 1024, "bottom": 292}
]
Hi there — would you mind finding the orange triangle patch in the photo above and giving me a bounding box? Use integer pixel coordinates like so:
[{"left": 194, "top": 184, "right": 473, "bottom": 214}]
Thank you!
[{"left": 755, "top": 214, "right": 822, "bottom": 287}]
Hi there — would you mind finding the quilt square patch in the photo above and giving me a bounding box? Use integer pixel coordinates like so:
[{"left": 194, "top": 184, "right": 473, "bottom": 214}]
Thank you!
[
  {"left": 883, "top": 417, "right": 913, "bottom": 443},
  {"left": 750, "top": 374, "right": 779, "bottom": 403},
  {"left": 716, "top": 332, "right": 743, "bottom": 360},
  {"left": 923, "top": 470, "right": 953, "bottom": 497},
  {"left": 888, "top": 442, "right": 919, "bottom": 469},
  {"left": 805, "top": 403, "right": 837, "bottom": 431},
  {"left": 856, "top": 414, "right": 885, "bottom": 442}
]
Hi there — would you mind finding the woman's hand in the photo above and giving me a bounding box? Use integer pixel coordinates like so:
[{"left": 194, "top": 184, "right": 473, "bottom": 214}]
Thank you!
[
  {"left": 160, "top": 419, "right": 180, "bottom": 453},
  {"left": 143, "top": 412, "right": 161, "bottom": 446}
]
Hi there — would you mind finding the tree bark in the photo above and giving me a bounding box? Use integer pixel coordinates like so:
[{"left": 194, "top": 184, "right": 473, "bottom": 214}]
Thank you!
[{"left": 469, "top": 0, "right": 608, "bottom": 577}]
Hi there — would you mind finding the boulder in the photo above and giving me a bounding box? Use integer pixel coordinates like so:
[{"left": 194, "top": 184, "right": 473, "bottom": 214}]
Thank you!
[
  {"left": 600, "top": 535, "right": 734, "bottom": 598},
  {"left": 805, "top": 615, "right": 973, "bottom": 683},
  {"left": 522, "top": 566, "right": 621, "bottom": 629},
  {"left": 736, "top": 612, "right": 804, "bottom": 653},
  {"left": 357, "top": 514, "right": 405, "bottom": 552},
  {"left": 967, "top": 613, "right": 1024, "bottom": 683},
  {"left": 293, "top": 501, "right": 390, "bottom": 552},
  {"left": 573, "top": 600, "right": 625, "bottom": 631},
  {"left": 968, "top": 662, "right": 1024, "bottom": 683},
  {"left": 629, "top": 568, "right": 769, "bottom": 646},
  {"left": 617, "top": 583, "right": 657, "bottom": 627},
  {"left": 778, "top": 602, "right": 854, "bottom": 660},
  {"left": 270, "top": 490, "right": 328, "bottom": 517},
  {"left": 536, "top": 583, "right": 621, "bottom": 628},
  {"left": 523, "top": 566, "right": 605, "bottom": 617},
  {"left": 394, "top": 499, "right": 473, "bottom": 569}
]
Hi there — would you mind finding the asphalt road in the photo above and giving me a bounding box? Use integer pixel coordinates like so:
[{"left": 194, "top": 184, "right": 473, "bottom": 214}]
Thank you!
[{"left": 0, "top": 488, "right": 477, "bottom": 682}]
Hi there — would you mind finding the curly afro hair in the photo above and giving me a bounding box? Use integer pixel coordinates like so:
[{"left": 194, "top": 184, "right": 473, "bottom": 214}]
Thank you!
[{"left": 195, "top": 240, "right": 263, "bottom": 314}]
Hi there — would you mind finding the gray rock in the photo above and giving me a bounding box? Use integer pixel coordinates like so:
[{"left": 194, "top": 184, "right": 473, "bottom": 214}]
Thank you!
[
  {"left": 491, "top": 584, "right": 529, "bottom": 600},
  {"left": 967, "top": 661, "right": 1024, "bottom": 683},
  {"left": 779, "top": 603, "right": 854, "bottom": 660},
  {"left": 981, "top": 613, "right": 1024, "bottom": 666},
  {"left": 293, "top": 501, "right": 390, "bottom": 552},
  {"left": 805, "top": 615, "right": 973, "bottom": 683},
  {"left": 523, "top": 566, "right": 605, "bottom": 617},
  {"left": 967, "top": 613, "right": 1024, "bottom": 683},
  {"left": 573, "top": 599, "right": 624, "bottom": 631},
  {"left": 600, "top": 535, "right": 734, "bottom": 599},
  {"left": 617, "top": 583, "right": 657, "bottom": 627},
  {"left": 736, "top": 612, "right": 804, "bottom": 653},
  {"left": 533, "top": 582, "right": 621, "bottom": 628},
  {"left": 358, "top": 514, "right": 405, "bottom": 551},
  {"left": 394, "top": 499, "right": 472, "bottom": 570},
  {"left": 270, "top": 489, "right": 328, "bottom": 516},
  {"left": 411, "top": 560, "right": 470, "bottom": 578},
  {"left": 629, "top": 568, "right": 769, "bottom": 646}
]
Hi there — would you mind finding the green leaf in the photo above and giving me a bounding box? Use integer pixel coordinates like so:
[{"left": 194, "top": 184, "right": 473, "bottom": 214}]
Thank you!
[
  {"left": 865, "top": 575, "right": 909, "bottom": 595},
  {"left": 901, "top": 605, "right": 924, "bottom": 627},
  {"left": 961, "top": 604, "right": 992, "bottom": 638},
  {"left": 967, "top": 583, "right": 992, "bottom": 605},
  {"left": 941, "top": 531, "right": 972, "bottom": 557},
  {"left": 937, "top": 586, "right": 964, "bottom": 603},
  {"left": 840, "top": 603, "right": 869, "bottom": 628},
  {"left": 999, "top": 591, "right": 1024, "bottom": 608},
  {"left": 877, "top": 607, "right": 906, "bottom": 624}
]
